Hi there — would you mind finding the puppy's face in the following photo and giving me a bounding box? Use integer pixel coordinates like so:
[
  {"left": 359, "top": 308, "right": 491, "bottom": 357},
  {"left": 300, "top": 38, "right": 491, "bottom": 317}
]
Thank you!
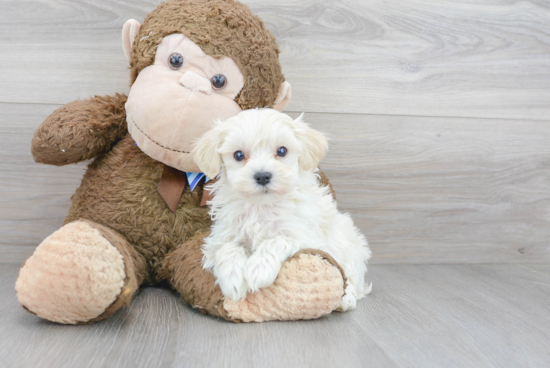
[
  {"left": 193, "top": 109, "right": 328, "bottom": 204},
  {"left": 219, "top": 114, "right": 301, "bottom": 203}
]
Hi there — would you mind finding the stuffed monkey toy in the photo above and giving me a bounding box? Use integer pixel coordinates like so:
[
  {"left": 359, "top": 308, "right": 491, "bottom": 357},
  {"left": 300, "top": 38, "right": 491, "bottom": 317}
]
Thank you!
[{"left": 15, "top": 0, "right": 347, "bottom": 324}]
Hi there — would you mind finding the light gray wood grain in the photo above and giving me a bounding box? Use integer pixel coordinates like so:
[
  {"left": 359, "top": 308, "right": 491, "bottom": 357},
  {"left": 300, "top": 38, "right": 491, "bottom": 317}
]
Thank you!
[
  {"left": 0, "top": 264, "right": 396, "bottom": 368},
  {"left": 353, "top": 263, "right": 550, "bottom": 368},
  {"left": 298, "top": 112, "right": 550, "bottom": 264},
  {"left": 2, "top": 103, "right": 548, "bottom": 264},
  {"left": 1, "top": 0, "right": 549, "bottom": 119},
  {"left": 1, "top": 263, "right": 549, "bottom": 368},
  {"left": 0, "top": 103, "right": 86, "bottom": 263}
]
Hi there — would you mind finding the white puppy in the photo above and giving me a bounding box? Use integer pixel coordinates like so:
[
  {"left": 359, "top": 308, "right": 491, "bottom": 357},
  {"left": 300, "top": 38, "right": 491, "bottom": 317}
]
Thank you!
[{"left": 193, "top": 108, "right": 371, "bottom": 311}]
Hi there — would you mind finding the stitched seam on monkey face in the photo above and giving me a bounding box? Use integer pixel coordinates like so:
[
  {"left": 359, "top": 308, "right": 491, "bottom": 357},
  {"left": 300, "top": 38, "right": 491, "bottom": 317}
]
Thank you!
[
  {"left": 167, "top": 89, "right": 193, "bottom": 150},
  {"left": 131, "top": 117, "right": 191, "bottom": 154}
]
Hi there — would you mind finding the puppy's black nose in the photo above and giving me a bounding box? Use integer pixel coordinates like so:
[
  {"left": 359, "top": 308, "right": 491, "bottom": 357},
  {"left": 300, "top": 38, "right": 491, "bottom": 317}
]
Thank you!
[{"left": 254, "top": 172, "right": 272, "bottom": 186}]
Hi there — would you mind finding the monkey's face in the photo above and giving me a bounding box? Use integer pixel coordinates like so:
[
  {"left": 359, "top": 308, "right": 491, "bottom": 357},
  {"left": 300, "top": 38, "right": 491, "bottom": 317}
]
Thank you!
[{"left": 126, "top": 34, "right": 244, "bottom": 172}]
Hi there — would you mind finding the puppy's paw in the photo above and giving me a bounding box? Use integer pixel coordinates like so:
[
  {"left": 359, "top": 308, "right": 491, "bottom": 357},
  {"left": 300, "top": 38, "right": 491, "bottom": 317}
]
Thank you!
[
  {"left": 244, "top": 255, "right": 280, "bottom": 293},
  {"left": 218, "top": 275, "right": 248, "bottom": 301},
  {"left": 213, "top": 245, "right": 249, "bottom": 301},
  {"left": 336, "top": 283, "right": 359, "bottom": 312},
  {"left": 336, "top": 294, "right": 357, "bottom": 312}
]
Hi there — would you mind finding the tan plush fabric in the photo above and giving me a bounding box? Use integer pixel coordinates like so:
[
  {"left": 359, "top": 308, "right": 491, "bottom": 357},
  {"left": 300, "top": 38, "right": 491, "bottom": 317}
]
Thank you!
[
  {"left": 272, "top": 81, "right": 291, "bottom": 112},
  {"left": 224, "top": 250, "right": 345, "bottom": 322},
  {"left": 15, "top": 221, "right": 127, "bottom": 324},
  {"left": 125, "top": 34, "right": 244, "bottom": 172},
  {"left": 122, "top": 19, "right": 141, "bottom": 61},
  {"left": 84, "top": 221, "right": 148, "bottom": 324}
]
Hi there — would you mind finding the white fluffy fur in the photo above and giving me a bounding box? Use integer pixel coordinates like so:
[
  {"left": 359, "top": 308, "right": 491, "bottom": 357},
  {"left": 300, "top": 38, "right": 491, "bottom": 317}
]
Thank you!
[{"left": 193, "top": 109, "right": 372, "bottom": 311}]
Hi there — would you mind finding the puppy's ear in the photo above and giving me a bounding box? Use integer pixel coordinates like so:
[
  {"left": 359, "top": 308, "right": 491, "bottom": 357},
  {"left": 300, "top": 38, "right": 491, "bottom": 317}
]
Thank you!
[
  {"left": 192, "top": 123, "right": 227, "bottom": 179},
  {"left": 293, "top": 114, "right": 328, "bottom": 171}
]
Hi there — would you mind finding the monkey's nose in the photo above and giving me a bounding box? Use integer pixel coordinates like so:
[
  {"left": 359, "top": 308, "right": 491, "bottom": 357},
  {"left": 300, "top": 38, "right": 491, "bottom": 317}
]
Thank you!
[
  {"left": 179, "top": 71, "right": 212, "bottom": 95},
  {"left": 254, "top": 172, "right": 272, "bottom": 186}
]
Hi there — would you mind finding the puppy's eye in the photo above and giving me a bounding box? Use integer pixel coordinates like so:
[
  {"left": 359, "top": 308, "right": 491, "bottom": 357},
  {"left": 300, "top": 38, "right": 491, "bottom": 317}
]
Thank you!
[
  {"left": 234, "top": 151, "right": 245, "bottom": 161},
  {"left": 169, "top": 53, "right": 184, "bottom": 70},
  {"left": 211, "top": 74, "right": 227, "bottom": 90},
  {"left": 277, "top": 147, "right": 287, "bottom": 157}
]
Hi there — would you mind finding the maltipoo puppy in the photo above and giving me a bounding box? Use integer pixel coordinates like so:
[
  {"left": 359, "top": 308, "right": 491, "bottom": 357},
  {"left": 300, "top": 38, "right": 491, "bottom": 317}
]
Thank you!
[{"left": 192, "top": 108, "right": 371, "bottom": 311}]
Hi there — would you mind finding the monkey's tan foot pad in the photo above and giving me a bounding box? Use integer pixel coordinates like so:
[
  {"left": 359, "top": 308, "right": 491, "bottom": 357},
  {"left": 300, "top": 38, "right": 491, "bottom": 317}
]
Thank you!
[
  {"left": 15, "top": 221, "right": 127, "bottom": 324},
  {"left": 223, "top": 249, "right": 345, "bottom": 322}
]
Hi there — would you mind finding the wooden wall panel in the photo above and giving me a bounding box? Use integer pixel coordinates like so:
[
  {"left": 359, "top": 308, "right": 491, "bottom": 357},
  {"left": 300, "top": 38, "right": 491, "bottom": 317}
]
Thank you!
[
  {"left": 299, "top": 112, "right": 550, "bottom": 264},
  {"left": 1, "top": 104, "right": 548, "bottom": 264},
  {"left": 0, "top": 0, "right": 549, "bottom": 119}
]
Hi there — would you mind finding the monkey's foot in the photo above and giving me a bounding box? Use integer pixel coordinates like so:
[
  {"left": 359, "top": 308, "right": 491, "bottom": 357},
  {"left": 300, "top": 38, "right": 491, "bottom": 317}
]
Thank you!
[
  {"left": 15, "top": 220, "right": 132, "bottom": 324},
  {"left": 223, "top": 249, "right": 345, "bottom": 322}
]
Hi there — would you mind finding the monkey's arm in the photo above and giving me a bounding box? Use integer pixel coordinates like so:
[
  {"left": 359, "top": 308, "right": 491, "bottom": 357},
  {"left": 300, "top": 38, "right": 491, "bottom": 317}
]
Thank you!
[{"left": 31, "top": 94, "right": 128, "bottom": 165}]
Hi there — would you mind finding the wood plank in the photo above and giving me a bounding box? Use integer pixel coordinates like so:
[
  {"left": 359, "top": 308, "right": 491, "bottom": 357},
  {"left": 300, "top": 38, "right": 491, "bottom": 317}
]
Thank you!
[
  {"left": 353, "top": 263, "right": 550, "bottom": 367},
  {"left": 0, "top": 103, "right": 86, "bottom": 263},
  {"left": 0, "top": 264, "right": 397, "bottom": 368},
  {"left": 1, "top": 0, "right": 549, "bottom": 119},
  {"left": 295, "top": 112, "right": 550, "bottom": 264},
  {"left": 1, "top": 103, "right": 549, "bottom": 264},
  {"left": 1, "top": 263, "right": 549, "bottom": 367}
]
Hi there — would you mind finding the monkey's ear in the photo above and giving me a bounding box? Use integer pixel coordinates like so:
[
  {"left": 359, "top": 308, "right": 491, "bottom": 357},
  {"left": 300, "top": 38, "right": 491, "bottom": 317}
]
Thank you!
[
  {"left": 192, "top": 124, "right": 227, "bottom": 179},
  {"left": 293, "top": 115, "right": 328, "bottom": 172},
  {"left": 122, "top": 19, "right": 142, "bottom": 62},
  {"left": 272, "top": 82, "right": 292, "bottom": 112}
]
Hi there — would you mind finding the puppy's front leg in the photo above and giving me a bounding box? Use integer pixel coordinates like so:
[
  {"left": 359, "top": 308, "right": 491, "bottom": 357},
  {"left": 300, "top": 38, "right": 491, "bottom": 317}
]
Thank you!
[
  {"left": 213, "top": 243, "right": 249, "bottom": 301},
  {"left": 244, "top": 236, "right": 299, "bottom": 293}
]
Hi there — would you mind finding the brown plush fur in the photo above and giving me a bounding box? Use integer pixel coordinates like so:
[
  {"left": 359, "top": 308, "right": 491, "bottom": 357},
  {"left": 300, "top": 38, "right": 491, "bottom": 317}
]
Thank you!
[
  {"left": 32, "top": 94, "right": 128, "bottom": 166},
  {"left": 160, "top": 230, "right": 231, "bottom": 320},
  {"left": 24, "top": 0, "right": 343, "bottom": 323},
  {"left": 130, "top": 0, "right": 284, "bottom": 109},
  {"left": 62, "top": 126, "right": 212, "bottom": 283},
  {"left": 81, "top": 221, "right": 148, "bottom": 324}
]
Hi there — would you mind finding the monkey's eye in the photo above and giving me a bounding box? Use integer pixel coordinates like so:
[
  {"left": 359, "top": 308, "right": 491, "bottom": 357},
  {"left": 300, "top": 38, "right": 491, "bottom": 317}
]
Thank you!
[
  {"left": 277, "top": 147, "right": 287, "bottom": 157},
  {"left": 211, "top": 74, "right": 227, "bottom": 90},
  {"left": 169, "top": 53, "right": 184, "bottom": 70},
  {"left": 234, "top": 151, "right": 245, "bottom": 161}
]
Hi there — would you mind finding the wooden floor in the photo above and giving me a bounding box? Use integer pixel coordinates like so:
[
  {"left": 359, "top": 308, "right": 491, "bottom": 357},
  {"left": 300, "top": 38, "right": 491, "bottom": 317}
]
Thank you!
[
  {"left": 1, "top": 0, "right": 549, "bottom": 367},
  {"left": 1, "top": 263, "right": 549, "bottom": 368}
]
